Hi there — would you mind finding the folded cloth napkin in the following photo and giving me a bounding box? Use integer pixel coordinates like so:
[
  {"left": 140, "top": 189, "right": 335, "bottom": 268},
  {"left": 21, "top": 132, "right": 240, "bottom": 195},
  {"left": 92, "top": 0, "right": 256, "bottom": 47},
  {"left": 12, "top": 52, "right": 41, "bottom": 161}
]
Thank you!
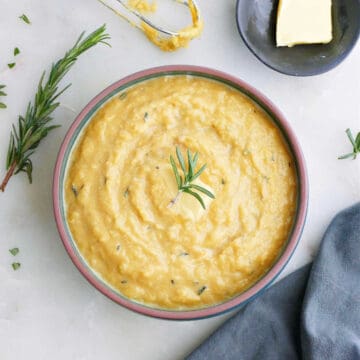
[{"left": 187, "top": 203, "right": 360, "bottom": 360}]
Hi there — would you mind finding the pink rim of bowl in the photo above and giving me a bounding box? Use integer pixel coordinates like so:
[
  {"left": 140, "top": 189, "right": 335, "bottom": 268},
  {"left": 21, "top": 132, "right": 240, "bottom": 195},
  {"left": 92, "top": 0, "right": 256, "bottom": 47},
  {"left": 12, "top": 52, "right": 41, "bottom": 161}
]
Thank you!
[{"left": 53, "top": 65, "right": 308, "bottom": 320}]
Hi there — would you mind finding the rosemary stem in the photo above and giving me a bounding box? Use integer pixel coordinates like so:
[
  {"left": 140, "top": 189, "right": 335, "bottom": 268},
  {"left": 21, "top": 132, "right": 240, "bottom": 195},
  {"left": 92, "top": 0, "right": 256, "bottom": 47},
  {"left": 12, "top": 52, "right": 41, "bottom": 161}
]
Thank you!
[
  {"left": 0, "top": 161, "right": 17, "bottom": 192},
  {"left": 168, "top": 191, "right": 182, "bottom": 207}
]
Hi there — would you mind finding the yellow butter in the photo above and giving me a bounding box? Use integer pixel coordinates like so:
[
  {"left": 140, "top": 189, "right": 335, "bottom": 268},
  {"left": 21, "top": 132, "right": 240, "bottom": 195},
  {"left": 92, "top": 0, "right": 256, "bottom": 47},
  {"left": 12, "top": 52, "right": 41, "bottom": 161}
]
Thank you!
[{"left": 276, "top": 0, "right": 333, "bottom": 47}]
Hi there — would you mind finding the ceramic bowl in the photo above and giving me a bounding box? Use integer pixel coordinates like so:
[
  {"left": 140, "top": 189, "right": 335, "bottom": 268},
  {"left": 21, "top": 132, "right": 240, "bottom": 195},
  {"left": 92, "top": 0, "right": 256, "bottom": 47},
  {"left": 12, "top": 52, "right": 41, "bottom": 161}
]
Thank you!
[
  {"left": 236, "top": 0, "right": 360, "bottom": 76},
  {"left": 53, "top": 65, "right": 308, "bottom": 320}
]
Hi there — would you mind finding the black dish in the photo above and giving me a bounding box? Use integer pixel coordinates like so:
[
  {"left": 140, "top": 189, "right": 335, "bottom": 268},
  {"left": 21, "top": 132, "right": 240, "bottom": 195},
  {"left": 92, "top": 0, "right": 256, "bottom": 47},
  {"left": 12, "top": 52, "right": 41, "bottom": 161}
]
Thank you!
[{"left": 236, "top": 0, "right": 360, "bottom": 76}]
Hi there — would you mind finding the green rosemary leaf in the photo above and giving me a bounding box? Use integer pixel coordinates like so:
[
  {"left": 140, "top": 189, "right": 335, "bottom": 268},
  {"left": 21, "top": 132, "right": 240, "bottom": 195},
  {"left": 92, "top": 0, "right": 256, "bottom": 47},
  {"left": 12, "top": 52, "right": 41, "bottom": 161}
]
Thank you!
[
  {"left": 14, "top": 47, "right": 20, "bottom": 56},
  {"left": 346, "top": 128, "right": 356, "bottom": 148},
  {"left": 0, "top": 25, "right": 110, "bottom": 192},
  {"left": 0, "top": 85, "right": 5, "bottom": 90},
  {"left": 9, "top": 248, "right": 19, "bottom": 256},
  {"left": 338, "top": 128, "right": 360, "bottom": 160},
  {"left": 338, "top": 153, "right": 355, "bottom": 160},
  {"left": 188, "top": 184, "right": 215, "bottom": 199},
  {"left": 192, "top": 163, "right": 207, "bottom": 181},
  {"left": 0, "top": 103, "right": 6, "bottom": 109},
  {"left": 192, "top": 152, "right": 199, "bottom": 167},
  {"left": 8, "top": 63, "right": 16, "bottom": 69},
  {"left": 187, "top": 149, "right": 194, "bottom": 179},
  {"left": 176, "top": 146, "right": 186, "bottom": 174},
  {"left": 170, "top": 155, "right": 181, "bottom": 187},
  {"left": 0, "top": 91, "right": 7, "bottom": 97},
  {"left": 19, "top": 14, "right": 31, "bottom": 24},
  {"left": 355, "top": 133, "right": 360, "bottom": 148},
  {"left": 183, "top": 188, "right": 205, "bottom": 209}
]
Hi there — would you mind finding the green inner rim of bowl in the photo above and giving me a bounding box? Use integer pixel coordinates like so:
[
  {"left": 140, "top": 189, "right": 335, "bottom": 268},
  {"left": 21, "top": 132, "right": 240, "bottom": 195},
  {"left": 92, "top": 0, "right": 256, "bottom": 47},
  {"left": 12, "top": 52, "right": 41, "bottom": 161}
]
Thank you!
[{"left": 59, "top": 71, "right": 302, "bottom": 313}]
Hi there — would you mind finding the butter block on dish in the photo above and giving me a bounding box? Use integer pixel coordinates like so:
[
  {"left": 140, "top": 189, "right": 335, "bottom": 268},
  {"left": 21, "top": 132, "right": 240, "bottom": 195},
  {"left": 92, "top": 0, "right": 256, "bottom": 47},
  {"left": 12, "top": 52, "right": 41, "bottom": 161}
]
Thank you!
[{"left": 276, "top": 0, "right": 333, "bottom": 47}]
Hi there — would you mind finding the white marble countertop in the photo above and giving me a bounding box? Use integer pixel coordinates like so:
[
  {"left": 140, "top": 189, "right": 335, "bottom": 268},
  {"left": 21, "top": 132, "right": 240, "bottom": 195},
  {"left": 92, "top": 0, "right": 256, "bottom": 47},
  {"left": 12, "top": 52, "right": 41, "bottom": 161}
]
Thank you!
[{"left": 0, "top": 1, "right": 359, "bottom": 359}]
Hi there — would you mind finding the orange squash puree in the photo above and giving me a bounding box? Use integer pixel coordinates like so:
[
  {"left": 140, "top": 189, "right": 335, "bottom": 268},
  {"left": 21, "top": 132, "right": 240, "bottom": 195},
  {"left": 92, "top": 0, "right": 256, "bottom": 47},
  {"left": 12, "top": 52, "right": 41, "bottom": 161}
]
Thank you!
[{"left": 65, "top": 76, "right": 297, "bottom": 309}]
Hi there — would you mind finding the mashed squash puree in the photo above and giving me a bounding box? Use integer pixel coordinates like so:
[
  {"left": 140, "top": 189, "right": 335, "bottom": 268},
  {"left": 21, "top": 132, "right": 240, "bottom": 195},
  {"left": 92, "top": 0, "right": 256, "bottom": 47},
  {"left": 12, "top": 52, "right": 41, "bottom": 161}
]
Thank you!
[{"left": 65, "top": 76, "right": 297, "bottom": 309}]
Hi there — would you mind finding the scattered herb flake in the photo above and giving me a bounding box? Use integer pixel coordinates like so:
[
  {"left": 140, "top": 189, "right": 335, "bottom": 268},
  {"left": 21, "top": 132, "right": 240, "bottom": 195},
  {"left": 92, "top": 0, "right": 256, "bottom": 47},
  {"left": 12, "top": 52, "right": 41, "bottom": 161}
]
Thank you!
[
  {"left": 171, "top": 279, "right": 175, "bottom": 284},
  {"left": 179, "top": 252, "right": 189, "bottom": 257},
  {"left": 119, "top": 92, "right": 127, "bottom": 100},
  {"left": 19, "top": 14, "right": 31, "bottom": 24},
  {"left": 155, "top": 166, "right": 160, "bottom": 169},
  {"left": 198, "top": 286, "right": 207, "bottom": 295},
  {"left": 7, "top": 63, "right": 16, "bottom": 69},
  {"left": 116, "top": 244, "right": 121, "bottom": 251},
  {"left": 14, "top": 47, "right": 20, "bottom": 56},
  {"left": 121, "top": 280, "right": 128, "bottom": 284},
  {"left": 71, "top": 185, "right": 79, "bottom": 197},
  {"left": 124, "top": 187, "right": 129, "bottom": 198},
  {"left": 9, "top": 248, "right": 19, "bottom": 256},
  {"left": 144, "top": 112, "right": 149, "bottom": 121},
  {"left": 221, "top": 178, "right": 226, "bottom": 185},
  {"left": 12, "top": 262, "right": 21, "bottom": 270}
]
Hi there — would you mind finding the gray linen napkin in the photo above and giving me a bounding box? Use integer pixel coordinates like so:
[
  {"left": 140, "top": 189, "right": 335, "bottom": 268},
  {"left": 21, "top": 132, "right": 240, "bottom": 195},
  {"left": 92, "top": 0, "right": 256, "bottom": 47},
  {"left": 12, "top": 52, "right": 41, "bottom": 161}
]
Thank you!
[{"left": 187, "top": 203, "right": 360, "bottom": 360}]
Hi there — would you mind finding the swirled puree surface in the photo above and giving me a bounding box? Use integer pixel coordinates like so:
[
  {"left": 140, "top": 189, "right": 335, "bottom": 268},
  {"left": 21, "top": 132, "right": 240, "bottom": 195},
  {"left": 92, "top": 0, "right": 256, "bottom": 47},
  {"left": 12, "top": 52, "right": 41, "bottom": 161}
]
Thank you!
[{"left": 65, "top": 76, "right": 297, "bottom": 309}]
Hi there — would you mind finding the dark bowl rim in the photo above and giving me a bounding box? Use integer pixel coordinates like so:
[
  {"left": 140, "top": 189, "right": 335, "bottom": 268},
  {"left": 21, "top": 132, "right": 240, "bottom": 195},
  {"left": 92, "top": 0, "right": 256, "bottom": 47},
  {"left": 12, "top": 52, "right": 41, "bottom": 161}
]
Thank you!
[
  {"left": 53, "top": 65, "right": 309, "bottom": 320},
  {"left": 235, "top": 0, "right": 360, "bottom": 76}
]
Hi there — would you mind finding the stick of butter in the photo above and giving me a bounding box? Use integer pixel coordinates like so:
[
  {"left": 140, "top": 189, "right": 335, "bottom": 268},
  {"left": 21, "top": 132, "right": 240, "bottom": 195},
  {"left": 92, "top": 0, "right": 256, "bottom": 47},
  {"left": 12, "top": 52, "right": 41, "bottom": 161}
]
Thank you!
[{"left": 276, "top": 0, "right": 333, "bottom": 47}]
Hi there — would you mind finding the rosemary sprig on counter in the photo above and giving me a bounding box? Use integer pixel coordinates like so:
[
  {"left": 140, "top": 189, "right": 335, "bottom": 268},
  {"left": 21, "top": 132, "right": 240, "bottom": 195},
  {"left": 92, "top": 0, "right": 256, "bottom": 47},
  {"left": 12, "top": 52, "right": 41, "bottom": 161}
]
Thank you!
[
  {"left": 0, "top": 25, "right": 110, "bottom": 192},
  {"left": 338, "top": 129, "right": 360, "bottom": 160},
  {"left": 169, "top": 147, "right": 215, "bottom": 209}
]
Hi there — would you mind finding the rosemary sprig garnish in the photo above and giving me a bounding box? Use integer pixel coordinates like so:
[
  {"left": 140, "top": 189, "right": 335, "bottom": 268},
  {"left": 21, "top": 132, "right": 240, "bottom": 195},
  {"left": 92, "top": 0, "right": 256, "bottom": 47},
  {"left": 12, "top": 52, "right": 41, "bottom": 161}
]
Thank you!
[
  {"left": 169, "top": 147, "right": 215, "bottom": 209},
  {"left": 0, "top": 25, "right": 110, "bottom": 192},
  {"left": 338, "top": 129, "right": 360, "bottom": 160}
]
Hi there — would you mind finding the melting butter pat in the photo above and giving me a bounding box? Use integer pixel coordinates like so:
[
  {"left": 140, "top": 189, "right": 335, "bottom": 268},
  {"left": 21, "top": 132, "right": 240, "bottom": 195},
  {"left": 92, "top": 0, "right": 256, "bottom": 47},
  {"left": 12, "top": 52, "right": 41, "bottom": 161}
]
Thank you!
[{"left": 276, "top": 0, "right": 333, "bottom": 47}]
